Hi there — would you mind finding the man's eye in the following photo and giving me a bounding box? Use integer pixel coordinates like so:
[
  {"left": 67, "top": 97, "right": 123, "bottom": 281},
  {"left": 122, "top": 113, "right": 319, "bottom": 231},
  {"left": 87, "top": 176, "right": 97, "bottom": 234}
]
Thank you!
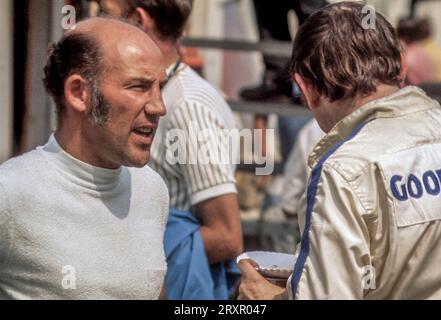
[{"left": 128, "top": 85, "right": 149, "bottom": 91}]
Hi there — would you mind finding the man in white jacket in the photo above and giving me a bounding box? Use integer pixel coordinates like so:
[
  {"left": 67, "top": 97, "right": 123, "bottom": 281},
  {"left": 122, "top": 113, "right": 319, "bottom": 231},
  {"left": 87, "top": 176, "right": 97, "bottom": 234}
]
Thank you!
[{"left": 238, "top": 1, "right": 441, "bottom": 299}]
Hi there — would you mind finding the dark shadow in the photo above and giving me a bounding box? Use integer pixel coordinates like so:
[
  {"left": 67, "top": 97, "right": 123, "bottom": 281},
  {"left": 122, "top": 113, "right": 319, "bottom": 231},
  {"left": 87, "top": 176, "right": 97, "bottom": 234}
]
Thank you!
[
  {"left": 418, "top": 83, "right": 441, "bottom": 104},
  {"left": 96, "top": 168, "right": 132, "bottom": 220},
  {"left": 13, "top": 0, "right": 29, "bottom": 156}
]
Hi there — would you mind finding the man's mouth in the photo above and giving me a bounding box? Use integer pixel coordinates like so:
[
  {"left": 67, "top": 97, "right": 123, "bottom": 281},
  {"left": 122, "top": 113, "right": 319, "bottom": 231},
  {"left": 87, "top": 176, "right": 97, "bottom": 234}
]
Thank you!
[
  {"left": 133, "top": 127, "right": 154, "bottom": 137},
  {"left": 132, "top": 126, "right": 156, "bottom": 144}
]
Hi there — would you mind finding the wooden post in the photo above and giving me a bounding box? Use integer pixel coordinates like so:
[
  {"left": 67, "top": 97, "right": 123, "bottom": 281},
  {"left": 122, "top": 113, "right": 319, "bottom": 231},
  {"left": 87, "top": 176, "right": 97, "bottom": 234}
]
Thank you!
[
  {"left": 0, "top": 0, "right": 13, "bottom": 163},
  {"left": 23, "top": 0, "right": 52, "bottom": 152},
  {"left": 23, "top": 0, "right": 65, "bottom": 152}
]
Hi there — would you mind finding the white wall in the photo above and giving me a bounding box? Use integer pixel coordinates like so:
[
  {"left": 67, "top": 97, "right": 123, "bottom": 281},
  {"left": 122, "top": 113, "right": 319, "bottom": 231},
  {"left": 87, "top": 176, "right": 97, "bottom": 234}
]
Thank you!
[
  {"left": 25, "top": 0, "right": 53, "bottom": 151},
  {"left": 416, "top": 0, "right": 441, "bottom": 44},
  {"left": 0, "top": 0, "right": 13, "bottom": 163},
  {"left": 366, "top": 0, "right": 411, "bottom": 26},
  {"left": 189, "top": 0, "right": 227, "bottom": 89},
  {"left": 366, "top": 0, "right": 441, "bottom": 41}
]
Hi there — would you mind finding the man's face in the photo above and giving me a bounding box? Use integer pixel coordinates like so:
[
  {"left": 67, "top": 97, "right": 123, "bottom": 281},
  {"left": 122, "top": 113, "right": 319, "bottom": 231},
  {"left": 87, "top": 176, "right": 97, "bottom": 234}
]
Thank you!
[{"left": 84, "top": 40, "right": 167, "bottom": 168}]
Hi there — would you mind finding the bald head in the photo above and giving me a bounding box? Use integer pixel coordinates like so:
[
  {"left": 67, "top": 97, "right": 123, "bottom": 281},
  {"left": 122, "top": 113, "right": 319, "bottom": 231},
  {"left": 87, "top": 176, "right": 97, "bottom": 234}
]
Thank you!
[
  {"left": 72, "top": 17, "right": 162, "bottom": 57},
  {"left": 44, "top": 17, "right": 164, "bottom": 123}
]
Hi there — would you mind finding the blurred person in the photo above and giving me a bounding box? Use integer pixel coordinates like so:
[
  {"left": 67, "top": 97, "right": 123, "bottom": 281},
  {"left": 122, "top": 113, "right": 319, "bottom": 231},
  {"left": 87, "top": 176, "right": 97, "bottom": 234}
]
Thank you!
[
  {"left": 260, "top": 118, "right": 323, "bottom": 254},
  {"left": 241, "top": 0, "right": 328, "bottom": 102},
  {"left": 98, "top": 0, "right": 243, "bottom": 299},
  {"left": 241, "top": 0, "right": 328, "bottom": 165},
  {"left": 418, "top": 82, "right": 441, "bottom": 104},
  {"left": 0, "top": 18, "right": 169, "bottom": 299},
  {"left": 397, "top": 17, "right": 441, "bottom": 107},
  {"left": 398, "top": 17, "right": 441, "bottom": 85},
  {"left": 238, "top": 2, "right": 441, "bottom": 299},
  {"left": 281, "top": 119, "right": 324, "bottom": 239}
]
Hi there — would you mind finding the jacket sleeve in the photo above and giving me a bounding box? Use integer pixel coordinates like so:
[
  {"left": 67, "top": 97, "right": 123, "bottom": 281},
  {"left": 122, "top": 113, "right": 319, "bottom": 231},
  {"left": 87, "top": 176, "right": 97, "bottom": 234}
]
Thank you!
[{"left": 291, "top": 164, "right": 373, "bottom": 300}]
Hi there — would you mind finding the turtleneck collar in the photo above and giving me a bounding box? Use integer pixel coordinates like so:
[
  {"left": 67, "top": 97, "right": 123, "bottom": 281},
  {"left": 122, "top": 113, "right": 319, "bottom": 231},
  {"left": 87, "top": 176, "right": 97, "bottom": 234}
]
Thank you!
[{"left": 40, "top": 134, "right": 123, "bottom": 192}]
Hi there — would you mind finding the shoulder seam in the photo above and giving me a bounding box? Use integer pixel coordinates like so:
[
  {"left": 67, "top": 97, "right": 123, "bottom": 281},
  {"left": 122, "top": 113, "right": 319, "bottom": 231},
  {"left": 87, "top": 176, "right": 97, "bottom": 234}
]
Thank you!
[
  {"left": 322, "top": 163, "right": 372, "bottom": 218},
  {"left": 328, "top": 138, "right": 441, "bottom": 182}
]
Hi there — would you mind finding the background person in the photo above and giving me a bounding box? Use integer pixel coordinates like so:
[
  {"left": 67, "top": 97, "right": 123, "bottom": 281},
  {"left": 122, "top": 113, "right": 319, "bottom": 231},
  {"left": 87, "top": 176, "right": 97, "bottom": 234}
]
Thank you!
[
  {"left": 241, "top": 0, "right": 328, "bottom": 164},
  {"left": 280, "top": 118, "right": 324, "bottom": 242},
  {"left": 397, "top": 16, "right": 441, "bottom": 85},
  {"left": 98, "top": 0, "right": 243, "bottom": 299}
]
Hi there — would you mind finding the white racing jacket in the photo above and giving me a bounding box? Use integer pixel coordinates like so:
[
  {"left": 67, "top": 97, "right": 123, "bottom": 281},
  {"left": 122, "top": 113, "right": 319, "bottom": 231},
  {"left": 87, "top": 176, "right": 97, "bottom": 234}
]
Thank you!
[{"left": 288, "top": 86, "right": 441, "bottom": 299}]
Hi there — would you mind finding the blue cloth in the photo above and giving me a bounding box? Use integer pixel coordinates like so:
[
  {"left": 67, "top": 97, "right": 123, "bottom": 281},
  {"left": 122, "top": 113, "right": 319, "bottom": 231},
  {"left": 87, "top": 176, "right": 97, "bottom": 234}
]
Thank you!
[{"left": 164, "top": 208, "right": 241, "bottom": 300}]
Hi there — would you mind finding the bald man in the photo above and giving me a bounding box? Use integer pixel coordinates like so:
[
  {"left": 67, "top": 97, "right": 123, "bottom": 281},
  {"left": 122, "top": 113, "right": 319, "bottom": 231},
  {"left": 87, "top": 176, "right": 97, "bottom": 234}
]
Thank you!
[{"left": 0, "top": 18, "right": 169, "bottom": 299}]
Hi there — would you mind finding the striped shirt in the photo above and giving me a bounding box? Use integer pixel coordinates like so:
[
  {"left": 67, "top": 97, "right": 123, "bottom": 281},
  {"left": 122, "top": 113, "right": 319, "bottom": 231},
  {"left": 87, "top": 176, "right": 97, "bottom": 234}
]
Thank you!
[{"left": 150, "top": 63, "right": 237, "bottom": 211}]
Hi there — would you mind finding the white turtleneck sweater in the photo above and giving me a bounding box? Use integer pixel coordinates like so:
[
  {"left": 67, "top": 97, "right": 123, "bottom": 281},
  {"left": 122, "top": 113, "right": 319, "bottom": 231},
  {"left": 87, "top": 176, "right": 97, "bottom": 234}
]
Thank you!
[{"left": 0, "top": 135, "right": 169, "bottom": 300}]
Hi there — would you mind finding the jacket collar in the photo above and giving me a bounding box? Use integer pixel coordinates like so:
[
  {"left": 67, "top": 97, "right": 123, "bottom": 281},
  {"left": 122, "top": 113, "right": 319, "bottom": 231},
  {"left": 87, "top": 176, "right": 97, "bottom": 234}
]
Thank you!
[{"left": 308, "top": 86, "right": 440, "bottom": 168}]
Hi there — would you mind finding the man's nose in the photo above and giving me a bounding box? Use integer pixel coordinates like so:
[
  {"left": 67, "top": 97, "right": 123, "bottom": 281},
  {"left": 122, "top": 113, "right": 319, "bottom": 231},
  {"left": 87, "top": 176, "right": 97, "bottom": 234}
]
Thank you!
[{"left": 145, "top": 98, "right": 167, "bottom": 117}]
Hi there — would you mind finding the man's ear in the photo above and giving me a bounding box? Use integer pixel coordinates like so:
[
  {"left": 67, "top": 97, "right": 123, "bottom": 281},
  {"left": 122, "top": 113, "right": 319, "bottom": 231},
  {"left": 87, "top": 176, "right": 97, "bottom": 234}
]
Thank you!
[
  {"left": 135, "top": 7, "right": 155, "bottom": 33},
  {"left": 399, "top": 52, "right": 408, "bottom": 87},
  {"left": 64, "top": 74, "right": 89, "bottom": 113},
  {"left": 294, "top": 73, "right": 320, "bottom": 109}
]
